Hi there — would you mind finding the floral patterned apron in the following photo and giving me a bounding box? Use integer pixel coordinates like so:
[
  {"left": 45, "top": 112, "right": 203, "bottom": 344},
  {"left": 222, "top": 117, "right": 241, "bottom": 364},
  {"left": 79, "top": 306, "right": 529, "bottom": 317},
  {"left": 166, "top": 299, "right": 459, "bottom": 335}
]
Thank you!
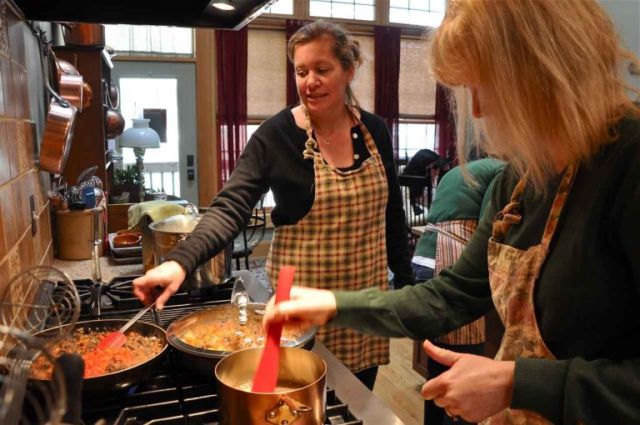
[
  {"left": 265, "top": 110, "right": 390, "bottom": 372},
  {"left": 481, "top": 165, "right": 576, "bottom": 425}
]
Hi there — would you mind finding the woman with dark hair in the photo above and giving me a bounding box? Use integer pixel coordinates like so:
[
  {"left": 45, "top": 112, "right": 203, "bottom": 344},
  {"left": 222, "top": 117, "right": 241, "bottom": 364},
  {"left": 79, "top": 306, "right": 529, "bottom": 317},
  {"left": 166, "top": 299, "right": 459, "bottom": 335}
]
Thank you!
[{"left": 133, "top": 20, "right": 414, "bottom": 390}]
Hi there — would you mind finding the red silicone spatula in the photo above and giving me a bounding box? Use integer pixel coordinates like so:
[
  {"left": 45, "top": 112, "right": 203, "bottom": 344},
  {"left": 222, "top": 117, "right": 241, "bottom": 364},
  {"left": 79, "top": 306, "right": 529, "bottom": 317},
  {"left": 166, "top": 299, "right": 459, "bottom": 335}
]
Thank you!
[
  {"left": 252, "top": 265, "right": 296, "bottom": 392},
  {"left": 96, "top": 301, "right": 155, "bottom": 350}
]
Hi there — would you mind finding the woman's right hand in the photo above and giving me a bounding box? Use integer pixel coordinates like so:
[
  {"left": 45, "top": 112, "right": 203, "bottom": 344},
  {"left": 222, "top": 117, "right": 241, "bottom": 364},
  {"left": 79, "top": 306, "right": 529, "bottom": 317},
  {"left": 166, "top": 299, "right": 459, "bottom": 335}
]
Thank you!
[
  {"left": 132, "top": 260, "right": 186, "bottom": 309},
  {"left": 262, "top": 286, "right": 338, "bottom": 330}
]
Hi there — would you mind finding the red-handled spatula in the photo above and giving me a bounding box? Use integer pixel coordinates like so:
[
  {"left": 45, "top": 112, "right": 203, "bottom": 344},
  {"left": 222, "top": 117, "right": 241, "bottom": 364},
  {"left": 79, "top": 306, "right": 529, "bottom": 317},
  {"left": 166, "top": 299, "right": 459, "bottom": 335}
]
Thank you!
[
  {"left": 252, "top": 265, "right": 296, "bottom": 392},
  {"left": 96, "top": 301, "right": 155, "bottom": 350}
]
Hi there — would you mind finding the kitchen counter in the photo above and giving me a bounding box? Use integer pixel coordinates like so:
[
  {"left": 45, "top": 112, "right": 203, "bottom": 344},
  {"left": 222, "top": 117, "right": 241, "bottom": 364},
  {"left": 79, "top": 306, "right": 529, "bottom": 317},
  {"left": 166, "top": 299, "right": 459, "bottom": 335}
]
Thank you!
[{"left": 52, "top": 256, "right": 145, "bottom": 283}]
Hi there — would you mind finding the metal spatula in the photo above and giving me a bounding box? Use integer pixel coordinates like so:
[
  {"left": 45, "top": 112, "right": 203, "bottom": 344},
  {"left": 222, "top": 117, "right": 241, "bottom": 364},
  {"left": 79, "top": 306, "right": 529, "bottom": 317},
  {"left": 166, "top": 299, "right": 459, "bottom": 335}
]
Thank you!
[
  {"left": 96, "top": 302, "right": 155, "bottom": 350},
  {"left": 252, "top": 265, "right": 295, "bottom": 393}
]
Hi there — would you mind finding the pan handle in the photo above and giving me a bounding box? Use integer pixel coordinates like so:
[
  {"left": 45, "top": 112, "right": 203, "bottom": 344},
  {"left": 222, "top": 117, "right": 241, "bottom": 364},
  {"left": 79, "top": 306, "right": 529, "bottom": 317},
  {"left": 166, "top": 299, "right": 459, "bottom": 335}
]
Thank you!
[{"left": 265, "top": 396, "right": 312, "bottom": 425}]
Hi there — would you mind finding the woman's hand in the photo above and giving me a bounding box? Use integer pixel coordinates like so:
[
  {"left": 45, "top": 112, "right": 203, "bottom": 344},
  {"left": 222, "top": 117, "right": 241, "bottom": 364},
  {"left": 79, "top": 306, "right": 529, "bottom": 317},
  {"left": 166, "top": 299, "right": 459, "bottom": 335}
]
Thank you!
[
  {"left": 262, "top": 286, "right": 338, "bottom": 331},
  {"left": 421, "top": 340, "right": 515, "bottom": 423},
  {"left": 132, "top": 260, "right": 186, "bottom": 309}
]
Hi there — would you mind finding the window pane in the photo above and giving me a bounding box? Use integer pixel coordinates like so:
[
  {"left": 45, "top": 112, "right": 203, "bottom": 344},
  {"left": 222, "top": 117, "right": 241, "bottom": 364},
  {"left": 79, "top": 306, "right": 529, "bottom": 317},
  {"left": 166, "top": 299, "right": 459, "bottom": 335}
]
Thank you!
[
  {"left": 398, "top": 123, "right": 436, "bottom": 161},
  {"left": 247, "top": 124, "right": 275, "bottom": 208},
  {"left": 350, "top": 35, "right": 375, "bottom": 112},
  {"left": 247, "top": 29, "right": 287, "bottom": 116},
  {"left": 333, "top": 2, "right": 355, "bottom": 19},
  {"left": 391, "top": 0, "right": 408, "bottom": 8},
  {"left": 310, "top": 0, "right": 375, "bottom": 21},
  {"left": 388, "top": 0, "right": 444, "bottom": 27},
  {"left": 264, "top": 0, "right": 294, "bottom": 15},
  {"left": 118, "top": 78, "right": 181, "bottom": 197},
  {"left": 105, "top": 25, "right": 193, "bottom": 55},
  {"left": 399, "top": 37, "right": 436, "bottom": 116},
  {"left": 355, "top": 5, "right": 375, "bottom": 20}
]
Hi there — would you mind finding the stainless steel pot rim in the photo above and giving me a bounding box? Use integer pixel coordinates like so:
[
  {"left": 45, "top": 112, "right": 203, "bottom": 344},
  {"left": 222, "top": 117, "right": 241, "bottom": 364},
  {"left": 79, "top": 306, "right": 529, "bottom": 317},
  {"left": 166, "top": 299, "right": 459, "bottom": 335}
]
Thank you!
[
  {"left": 165, "top": 304, "right": 316, "bottom": 358},
  {"left": 149, "top": 214, "right": 200, "bottom": 235},
  {"left": 32, "top": 319, "right": 168, "bottom": 381}
]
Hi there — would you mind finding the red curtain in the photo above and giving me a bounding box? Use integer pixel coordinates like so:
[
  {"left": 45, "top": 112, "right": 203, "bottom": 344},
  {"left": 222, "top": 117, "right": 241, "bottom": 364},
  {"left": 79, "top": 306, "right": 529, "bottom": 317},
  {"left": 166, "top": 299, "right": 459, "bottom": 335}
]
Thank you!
[
  {"left": 216, "top": 28, "right": 248, "bottom": 186},
  {"left": 285, "top": 19, "right": 308, "bottom": 107},
  {"left": 434, "top": 83, "right": 457, "bottom": 166},
  {"left": 374, "top": 26, "right": 401, "bottom": 157}
]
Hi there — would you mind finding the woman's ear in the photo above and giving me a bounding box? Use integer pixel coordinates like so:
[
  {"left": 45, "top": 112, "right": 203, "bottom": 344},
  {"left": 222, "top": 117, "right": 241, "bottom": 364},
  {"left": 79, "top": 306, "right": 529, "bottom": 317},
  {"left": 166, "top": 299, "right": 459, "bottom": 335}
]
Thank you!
[{"left": 471, "top": 86, "right": 482, "bottom": 118}]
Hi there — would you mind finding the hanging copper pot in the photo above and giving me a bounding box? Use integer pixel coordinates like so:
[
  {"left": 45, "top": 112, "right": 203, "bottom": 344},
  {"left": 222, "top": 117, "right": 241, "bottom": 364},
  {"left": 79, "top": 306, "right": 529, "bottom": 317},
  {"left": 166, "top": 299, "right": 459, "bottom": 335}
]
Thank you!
[
  {"left": 104, "top": 107, "right": 125, "bottom": 139},
  {"left": 56, "top": 58, "right": 93, "bottom": 112},
  {"left": 103, "top": 79, "right": 119, "bottom": 109},
  {"left": 62, "top": 23, "right": 105, "bottom": 46},
  {"left": 40, "top": 94, "right": 78, "bottom": 174}
]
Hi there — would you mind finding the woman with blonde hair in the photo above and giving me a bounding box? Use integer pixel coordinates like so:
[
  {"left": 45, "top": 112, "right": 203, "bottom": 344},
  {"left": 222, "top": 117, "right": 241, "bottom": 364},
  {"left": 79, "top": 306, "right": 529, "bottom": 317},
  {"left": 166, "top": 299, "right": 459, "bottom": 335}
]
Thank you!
[{"left": 264, "top": 1, "right": 640, "bottom": 423}]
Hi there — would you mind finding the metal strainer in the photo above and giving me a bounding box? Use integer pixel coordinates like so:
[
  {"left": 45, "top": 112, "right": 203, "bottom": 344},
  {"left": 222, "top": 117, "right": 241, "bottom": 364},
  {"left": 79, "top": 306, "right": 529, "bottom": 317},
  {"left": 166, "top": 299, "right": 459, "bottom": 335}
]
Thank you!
[{"left": 0, "top": 266, "right": 80, "bottom": 342}]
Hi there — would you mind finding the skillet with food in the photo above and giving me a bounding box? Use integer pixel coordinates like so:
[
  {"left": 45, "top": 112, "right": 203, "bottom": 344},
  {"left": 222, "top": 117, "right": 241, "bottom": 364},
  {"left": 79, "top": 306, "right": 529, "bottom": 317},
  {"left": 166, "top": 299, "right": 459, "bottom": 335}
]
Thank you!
[
  {"left": 30, "top": 319, "right": 167, "bottom": 392},
  {"left": 167, "top": 303, "right": 315, "bottom": 375}
]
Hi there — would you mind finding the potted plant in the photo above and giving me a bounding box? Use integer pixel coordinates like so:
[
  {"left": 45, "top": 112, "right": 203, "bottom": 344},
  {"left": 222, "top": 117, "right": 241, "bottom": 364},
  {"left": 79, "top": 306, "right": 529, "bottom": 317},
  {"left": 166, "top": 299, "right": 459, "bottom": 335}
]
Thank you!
[{"left": 110, "top": 165, "right": 141, "bottom": 203}]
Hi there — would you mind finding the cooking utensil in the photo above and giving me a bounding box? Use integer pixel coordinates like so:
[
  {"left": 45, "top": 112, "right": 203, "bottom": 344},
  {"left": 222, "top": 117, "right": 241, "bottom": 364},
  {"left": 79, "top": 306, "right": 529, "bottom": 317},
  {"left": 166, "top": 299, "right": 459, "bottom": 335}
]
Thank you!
[
  {"left": 104, "top": 106, "right": 125, "bottom": 139},
  {"left": 166, "top": 301, "right": 315, "bottom": 376},
  {"left": 252, "top": 265, "right": 295, "bottom": 392},
  {"left": 31, "top": 319, "right": 168, "bottom": 392},
  {"left": 149, "top": 213, "right": 226, "bottom": 289},
  {"left": 96, "top": 302, "right": 155, "bottom": 350},
  {"left": 62, "top": 23, "right": 105, "bottom": 46},
  {"left": 76, "top": 165, "right": 98, "bottom": 186},
  {"left": 215, "top": 347, "right": 326, "bottom": 425}
]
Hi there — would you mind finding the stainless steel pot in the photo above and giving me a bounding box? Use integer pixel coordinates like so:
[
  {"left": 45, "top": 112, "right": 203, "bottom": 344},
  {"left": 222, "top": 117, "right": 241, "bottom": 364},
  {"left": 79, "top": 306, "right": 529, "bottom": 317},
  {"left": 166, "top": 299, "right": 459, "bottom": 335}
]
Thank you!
[
  {"left": 166, "top": 302, "right": 315, "bottom": 376},
  {"left": 215, "top": 347, "right": 326, "bottom": 425},
  {"left": 149, "top": 214, "right": 226, "bottom": 290}
]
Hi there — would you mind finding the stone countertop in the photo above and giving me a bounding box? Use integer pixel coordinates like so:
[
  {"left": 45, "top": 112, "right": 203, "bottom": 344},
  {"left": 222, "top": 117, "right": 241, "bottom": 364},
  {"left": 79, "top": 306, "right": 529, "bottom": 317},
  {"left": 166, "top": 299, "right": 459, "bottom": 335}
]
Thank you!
[{"left": 52, "top": 256, "right": 145, "bottom": 283}]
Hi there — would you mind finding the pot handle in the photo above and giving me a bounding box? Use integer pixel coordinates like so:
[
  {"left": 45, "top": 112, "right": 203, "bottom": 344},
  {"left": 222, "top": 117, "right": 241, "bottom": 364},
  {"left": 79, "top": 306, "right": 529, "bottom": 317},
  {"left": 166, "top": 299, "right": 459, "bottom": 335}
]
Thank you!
[{"left": 265, "top": 396, "right": 312, "bottom": 425}]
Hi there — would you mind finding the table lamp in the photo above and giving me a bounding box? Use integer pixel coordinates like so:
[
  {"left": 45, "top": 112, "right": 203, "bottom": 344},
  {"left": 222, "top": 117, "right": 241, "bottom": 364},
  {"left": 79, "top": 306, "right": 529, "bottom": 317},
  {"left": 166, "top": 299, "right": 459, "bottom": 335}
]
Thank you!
[{"left": 119, "top": 118, "right": 161, "bottom": 202}]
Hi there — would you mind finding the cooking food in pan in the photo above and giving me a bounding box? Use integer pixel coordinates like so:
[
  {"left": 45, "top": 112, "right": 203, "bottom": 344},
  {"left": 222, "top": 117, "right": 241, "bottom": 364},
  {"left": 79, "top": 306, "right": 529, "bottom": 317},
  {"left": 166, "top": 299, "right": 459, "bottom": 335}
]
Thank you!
[
  {"left": 30, "top": 327, "right": 164, "bottom": 379},
  {"left": 175, "top": 304, "right": 306, "bottom": 353}
]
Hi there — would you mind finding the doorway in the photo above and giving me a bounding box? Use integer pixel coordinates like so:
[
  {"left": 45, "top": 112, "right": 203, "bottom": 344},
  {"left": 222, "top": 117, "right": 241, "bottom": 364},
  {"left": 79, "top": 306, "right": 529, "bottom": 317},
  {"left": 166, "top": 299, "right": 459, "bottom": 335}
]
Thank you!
[{"left": 112, "top": 61, "right": 198, "bottom": 203}]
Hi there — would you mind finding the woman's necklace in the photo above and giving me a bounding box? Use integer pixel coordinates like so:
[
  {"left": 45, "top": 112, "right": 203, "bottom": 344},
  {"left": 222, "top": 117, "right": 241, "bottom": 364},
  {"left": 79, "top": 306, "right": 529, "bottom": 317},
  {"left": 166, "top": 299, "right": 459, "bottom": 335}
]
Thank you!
[{"left": 315, "top": 130, "right": 335, "bottom": 145}]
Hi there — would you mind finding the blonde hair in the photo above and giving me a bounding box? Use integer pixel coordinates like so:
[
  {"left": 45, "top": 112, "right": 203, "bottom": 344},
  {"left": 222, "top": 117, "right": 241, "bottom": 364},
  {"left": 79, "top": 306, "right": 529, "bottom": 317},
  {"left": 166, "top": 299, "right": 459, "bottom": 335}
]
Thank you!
[
  {"left": 288, "top": 20, "right": 363, "bottom": 108},
  {"left": 431, "top": 0, "right": 640, "bottom": 192}
]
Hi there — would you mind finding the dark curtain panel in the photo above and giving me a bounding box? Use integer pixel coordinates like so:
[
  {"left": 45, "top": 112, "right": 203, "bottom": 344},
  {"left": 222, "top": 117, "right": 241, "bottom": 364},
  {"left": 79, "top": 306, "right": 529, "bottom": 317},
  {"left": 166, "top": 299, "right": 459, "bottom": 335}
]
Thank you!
[
  {"left": 374, "top": 26, "right": 401, "bottom": 157},
  {"left": 434, "top": 83, "right": 457, "bottom": 167},
  {"left": 215, "top": 27, "right": 248, "bottom": 186},
  {"left": 285, "top": 19, "right": 307, "bottom": 107}
]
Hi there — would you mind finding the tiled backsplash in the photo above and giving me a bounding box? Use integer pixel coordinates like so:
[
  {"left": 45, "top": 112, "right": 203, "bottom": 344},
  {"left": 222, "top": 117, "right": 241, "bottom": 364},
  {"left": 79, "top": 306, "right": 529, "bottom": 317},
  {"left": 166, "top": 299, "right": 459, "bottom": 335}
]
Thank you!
[{"left": 0, "top": 2, "right": 53, "bottom": 289}]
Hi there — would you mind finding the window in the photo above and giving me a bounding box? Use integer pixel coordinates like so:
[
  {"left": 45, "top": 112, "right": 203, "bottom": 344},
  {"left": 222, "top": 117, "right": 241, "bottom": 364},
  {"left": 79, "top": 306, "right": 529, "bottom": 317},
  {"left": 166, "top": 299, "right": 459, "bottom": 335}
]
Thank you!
[
  {"left": 119, "top": 77, "right": 181, "bottom": 197},
  {"left": 389, "top": 0, "right": 445, "bottom": 27},
  {"left": 105, "top": 25, "right": 194, "bottom": 56},
  {"left": 247, "top": 29, "right": 287, "bottom": 117},
  {"left": 399, "top": 37, "right": 436, "bottom": 116},
  {"left": 398, "top": 122, "right": 436, "bottom": 161},
  {"left": 247, "top": 124, "right": 276, "bottom": 208},
  {"left": 350, "top": 35, "right": 375, "bottom": 112},
  {"left": 263, "top": 0, "right": 294, "bottom": 15},
  {"left": 310, "top": 0, "right": 375, "bottom": 21}
]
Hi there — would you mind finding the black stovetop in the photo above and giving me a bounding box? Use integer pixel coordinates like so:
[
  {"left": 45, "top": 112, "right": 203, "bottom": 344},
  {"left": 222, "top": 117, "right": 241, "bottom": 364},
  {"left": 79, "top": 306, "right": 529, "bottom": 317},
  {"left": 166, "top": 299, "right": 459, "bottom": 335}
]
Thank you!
[{"left": 76, "top": 276, "right": 363, "bottom": 425}]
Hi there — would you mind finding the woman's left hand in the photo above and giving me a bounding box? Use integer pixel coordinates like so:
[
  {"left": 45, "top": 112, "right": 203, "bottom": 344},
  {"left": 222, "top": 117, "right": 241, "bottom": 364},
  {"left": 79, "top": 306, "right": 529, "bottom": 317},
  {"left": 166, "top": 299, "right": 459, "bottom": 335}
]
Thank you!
[{"left": 421, "top": 340, "right": 515, "bottom": 423}]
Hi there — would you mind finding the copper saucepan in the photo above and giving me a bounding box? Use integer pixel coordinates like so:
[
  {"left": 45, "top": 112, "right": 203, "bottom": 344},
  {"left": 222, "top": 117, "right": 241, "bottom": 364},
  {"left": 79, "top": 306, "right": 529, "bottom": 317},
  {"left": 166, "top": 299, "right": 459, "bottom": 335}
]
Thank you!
[
  {"left": 104, "top": 107, "right": 125, "bottom": 139},
  {"left": 56, "top": 58, "right": 93, "bottom": 112},
  {"left": 215, "top": 347, "right": 327, "bottom": 425},
  {"left": 62, "top": 23, "right": 105, "bottom": 46}
]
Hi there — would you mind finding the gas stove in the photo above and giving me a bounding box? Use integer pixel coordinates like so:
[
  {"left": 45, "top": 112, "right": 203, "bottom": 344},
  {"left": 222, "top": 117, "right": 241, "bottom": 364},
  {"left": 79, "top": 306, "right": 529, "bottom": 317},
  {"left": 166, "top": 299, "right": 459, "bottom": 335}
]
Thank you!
[{"left": 76, "top": 275, "right": 365, "bottom": 425}]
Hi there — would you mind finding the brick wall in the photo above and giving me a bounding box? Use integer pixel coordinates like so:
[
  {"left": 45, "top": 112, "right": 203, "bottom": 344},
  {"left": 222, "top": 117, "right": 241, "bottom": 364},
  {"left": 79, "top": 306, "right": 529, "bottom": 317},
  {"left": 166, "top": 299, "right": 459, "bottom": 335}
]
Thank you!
[{"left": 0, "top": 2, "right": 53, "bottom": 288}]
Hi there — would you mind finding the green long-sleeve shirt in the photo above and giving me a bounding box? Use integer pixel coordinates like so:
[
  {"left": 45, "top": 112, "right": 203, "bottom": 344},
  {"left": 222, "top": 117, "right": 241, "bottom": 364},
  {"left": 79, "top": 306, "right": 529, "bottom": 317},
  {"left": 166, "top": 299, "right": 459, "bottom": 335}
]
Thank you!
[{"left": 332, "top": 117, "right": 640, "bottom": 424}]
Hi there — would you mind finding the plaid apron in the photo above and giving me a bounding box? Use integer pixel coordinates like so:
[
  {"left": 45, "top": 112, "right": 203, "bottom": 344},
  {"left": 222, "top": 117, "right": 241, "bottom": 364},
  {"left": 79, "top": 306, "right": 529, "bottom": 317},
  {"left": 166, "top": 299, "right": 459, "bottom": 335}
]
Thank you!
[
  {"left": 481, "top": 165, "right": 576, "bottom": 425},
  {"left": 434, "top": 219, "right": 485, "bottom": 345},
  {"left": 266, "top": 113, "right": 390, "bottom": 372}
]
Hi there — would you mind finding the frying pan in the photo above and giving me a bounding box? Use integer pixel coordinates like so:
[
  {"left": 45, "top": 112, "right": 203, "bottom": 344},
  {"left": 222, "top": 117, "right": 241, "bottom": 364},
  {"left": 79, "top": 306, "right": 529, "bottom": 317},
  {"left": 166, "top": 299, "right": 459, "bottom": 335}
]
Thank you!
[
  {"left": 166, "top": 303, "right": 315, "bottom": 376},
  {"left": 31, "top": 319, "right": 168, "bottom": 392}
]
